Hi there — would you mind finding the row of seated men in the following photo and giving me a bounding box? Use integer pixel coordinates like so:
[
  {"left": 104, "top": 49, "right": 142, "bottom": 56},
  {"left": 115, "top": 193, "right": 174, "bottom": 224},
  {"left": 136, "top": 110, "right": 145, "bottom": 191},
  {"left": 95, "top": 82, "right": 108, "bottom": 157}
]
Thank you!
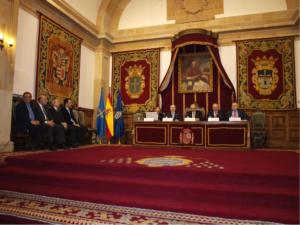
[
  {"left": 14, "top": 92, "right": 88, "bottom": 151},
  {"left": 154, "top": 102, "right": 250, "bottom": 121}
]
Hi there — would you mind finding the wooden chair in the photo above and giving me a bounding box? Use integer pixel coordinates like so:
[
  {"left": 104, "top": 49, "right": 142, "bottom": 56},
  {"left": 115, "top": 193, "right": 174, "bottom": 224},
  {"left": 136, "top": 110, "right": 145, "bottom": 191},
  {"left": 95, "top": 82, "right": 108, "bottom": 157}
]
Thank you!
[
  {"left": 11, "top": 101, "right": 31, "bottom": 151},
  {"left": 78, "top": 110, "right": 99, "bottom": 144},
  {"left": 251, "top": 109, "right": 267, "bottom": 148},
  {"left": 125, "top": 113, "right": 144, "bottom": 144}
]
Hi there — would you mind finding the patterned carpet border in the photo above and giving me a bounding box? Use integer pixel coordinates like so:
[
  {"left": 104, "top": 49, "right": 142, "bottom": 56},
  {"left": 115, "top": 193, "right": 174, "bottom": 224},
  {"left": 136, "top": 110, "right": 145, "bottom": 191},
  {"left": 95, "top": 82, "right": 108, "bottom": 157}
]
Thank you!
[
  {"left": 0, "top": 190, "right": 282, "bottom": 225},
  {"left": 1, "top": 145, "right": 299, "bottom": 162}
]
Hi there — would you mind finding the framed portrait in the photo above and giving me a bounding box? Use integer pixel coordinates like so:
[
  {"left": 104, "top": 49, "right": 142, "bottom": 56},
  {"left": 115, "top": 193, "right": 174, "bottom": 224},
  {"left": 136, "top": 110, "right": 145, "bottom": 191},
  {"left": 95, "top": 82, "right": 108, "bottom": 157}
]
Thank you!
[{"left": 178, "top": 52, "right": 213, "bottom": 93}]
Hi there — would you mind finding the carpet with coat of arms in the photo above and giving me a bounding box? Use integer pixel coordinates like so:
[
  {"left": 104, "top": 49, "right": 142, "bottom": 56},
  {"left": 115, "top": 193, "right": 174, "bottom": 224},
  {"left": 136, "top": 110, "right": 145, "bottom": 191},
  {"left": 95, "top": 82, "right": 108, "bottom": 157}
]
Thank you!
[
  {"left": 0, "top": 190, "right": 281, "bottom": 225},
  {"left": 236, "top": 37, "right": 296, "bottom": 111}
]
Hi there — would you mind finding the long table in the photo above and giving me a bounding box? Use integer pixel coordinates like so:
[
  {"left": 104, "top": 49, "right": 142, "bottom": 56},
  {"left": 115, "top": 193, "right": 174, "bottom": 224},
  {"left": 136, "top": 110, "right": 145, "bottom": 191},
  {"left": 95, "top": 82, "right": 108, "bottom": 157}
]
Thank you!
[{"left": 132, "top": 121, "right": 251, "bottom": 150}]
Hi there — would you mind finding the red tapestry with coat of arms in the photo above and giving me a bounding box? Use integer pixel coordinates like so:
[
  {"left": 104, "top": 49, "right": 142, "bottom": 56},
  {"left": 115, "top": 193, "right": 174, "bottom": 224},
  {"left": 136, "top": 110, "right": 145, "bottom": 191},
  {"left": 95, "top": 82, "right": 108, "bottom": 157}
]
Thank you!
[
  {"left": 36, "top": 14, "right": 82, "bottom": 106},
  {"left": 236, "top": 37, "right": 296, "bottom": 111},
  {"left": 112, "top": 49, "right": 160, "bottom": 113}
]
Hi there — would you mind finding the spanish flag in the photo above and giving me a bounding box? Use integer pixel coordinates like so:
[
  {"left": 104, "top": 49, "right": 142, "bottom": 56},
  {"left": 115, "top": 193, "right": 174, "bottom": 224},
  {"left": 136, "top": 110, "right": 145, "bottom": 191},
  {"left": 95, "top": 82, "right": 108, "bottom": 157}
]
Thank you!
[{"left": 106, "top": 89, "right": 114, "bottom": 140}]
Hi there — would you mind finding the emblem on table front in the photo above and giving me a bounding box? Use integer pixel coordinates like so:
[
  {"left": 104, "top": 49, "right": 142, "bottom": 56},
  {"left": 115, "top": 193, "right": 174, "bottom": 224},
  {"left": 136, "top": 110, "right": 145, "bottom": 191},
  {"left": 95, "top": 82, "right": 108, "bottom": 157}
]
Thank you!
[
  {"left": 125, "top": 64, "right": 146, "bottom": 99},
  {"left": 180, "top": 128, "right": 194, "bottom": 145}
]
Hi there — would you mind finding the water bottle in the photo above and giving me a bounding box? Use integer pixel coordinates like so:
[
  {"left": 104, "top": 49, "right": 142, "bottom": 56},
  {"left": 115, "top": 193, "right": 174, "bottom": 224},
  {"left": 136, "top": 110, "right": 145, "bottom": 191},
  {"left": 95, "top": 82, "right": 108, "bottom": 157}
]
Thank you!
[{"left": 138, "top": 116, "right": 140, "bottom": 121}]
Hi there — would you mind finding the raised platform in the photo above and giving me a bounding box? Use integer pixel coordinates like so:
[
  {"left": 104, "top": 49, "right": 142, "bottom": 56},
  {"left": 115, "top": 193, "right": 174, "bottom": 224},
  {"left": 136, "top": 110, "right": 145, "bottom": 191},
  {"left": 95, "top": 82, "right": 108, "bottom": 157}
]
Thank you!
[{"left": 0, "top": 146, "right": 299, "bottom": 224}]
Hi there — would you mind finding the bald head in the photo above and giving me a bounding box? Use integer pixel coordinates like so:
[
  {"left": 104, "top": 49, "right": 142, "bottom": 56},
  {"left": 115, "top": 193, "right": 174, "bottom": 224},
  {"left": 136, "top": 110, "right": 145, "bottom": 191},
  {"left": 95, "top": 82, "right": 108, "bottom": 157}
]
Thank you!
[
  {"left": 212, "top": 103, "right": 219, "bottom": 111},
  {"left": 190, "top": 103, "right": 196, "bottom": 112},
  {"left": 38, "top": 95, "right": 47, "bottom": 105}
]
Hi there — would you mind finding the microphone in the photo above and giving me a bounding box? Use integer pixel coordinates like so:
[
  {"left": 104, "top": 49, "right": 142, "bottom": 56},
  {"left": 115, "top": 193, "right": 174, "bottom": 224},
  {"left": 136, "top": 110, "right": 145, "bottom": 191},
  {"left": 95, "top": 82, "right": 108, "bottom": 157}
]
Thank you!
[{"left": 217, "top": 113, "right": 222, "bottom": 119}]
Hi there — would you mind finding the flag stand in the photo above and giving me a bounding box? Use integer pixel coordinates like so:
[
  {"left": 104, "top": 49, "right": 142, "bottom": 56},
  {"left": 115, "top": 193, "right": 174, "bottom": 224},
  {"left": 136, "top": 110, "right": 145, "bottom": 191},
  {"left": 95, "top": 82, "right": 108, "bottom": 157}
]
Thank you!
[
  {"left": 118, "top": 139, "right": 121, "bottom": 145},
  {"left": 107, "top": 140, "right": 111, "bottom": 145}
]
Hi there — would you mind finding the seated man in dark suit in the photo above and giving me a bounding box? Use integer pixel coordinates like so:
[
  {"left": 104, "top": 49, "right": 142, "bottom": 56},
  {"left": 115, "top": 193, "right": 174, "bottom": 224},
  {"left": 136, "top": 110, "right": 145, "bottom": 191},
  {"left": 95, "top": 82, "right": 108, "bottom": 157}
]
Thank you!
[
  {"left": 154, "top": 107, "right": 164, "bottom": 121},
  {"left": 33, "top": 95, "right": 69, "bottom": 150},
  {"left": 226, "top": 102, "right": 250, "bottom": 121},
  {"left": 61, "top": 98, "right": 88, "bottom": 145},
  {"left": 165, "top": 105, "right": 182, "bottom": 121},
  {"left": 185, "top": 103, "right": 204, "bottom": 121},
  {"left": 49, "top": 99, "right": 79, "bottom": 148},
  {"left": 207, "top": 103, "right": 225, "bottom": 121},
  {"left": 14, "top": 92, "right": 49, "bottom": 151}
]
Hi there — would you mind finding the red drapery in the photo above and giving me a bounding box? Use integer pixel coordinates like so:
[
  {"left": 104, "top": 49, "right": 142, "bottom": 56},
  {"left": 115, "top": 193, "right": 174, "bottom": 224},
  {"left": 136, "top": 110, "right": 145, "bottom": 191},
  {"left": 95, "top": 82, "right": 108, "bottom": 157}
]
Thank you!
[{"left": 159, "top": 33, "right": 235, "bottom": 117}]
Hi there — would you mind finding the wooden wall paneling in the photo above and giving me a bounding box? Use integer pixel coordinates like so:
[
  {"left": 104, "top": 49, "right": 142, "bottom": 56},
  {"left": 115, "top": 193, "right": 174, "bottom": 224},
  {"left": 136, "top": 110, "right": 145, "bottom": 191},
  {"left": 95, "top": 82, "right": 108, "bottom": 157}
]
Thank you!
[
  {"left": 289, "top": 129, "right": 299, "bottom": 142},
  {"left": 272, "top": 129, "right": 287, "bottom": 141},
  {"left": 272, "top": 115, "right": 286, "bottom": 127},
  {"left": 289, "top": 116, "right": 299, "bottom": 127}
]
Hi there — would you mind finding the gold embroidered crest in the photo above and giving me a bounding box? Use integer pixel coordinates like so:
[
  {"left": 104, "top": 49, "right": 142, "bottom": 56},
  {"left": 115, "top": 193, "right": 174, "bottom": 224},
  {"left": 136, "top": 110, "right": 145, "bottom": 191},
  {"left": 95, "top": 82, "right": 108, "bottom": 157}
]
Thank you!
[
  {"left": 251, "top": 55, "right": 279, "bottom": 96},
  {"left": 125, "top": 65, "right": 146, "bottom": 99}
]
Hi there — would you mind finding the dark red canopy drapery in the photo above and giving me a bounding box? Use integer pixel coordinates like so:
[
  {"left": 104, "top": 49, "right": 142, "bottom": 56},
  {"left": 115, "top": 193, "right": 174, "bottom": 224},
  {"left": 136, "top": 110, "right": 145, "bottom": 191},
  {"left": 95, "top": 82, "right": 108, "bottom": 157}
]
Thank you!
[{"left": 159, "top": 30, "right": 236, "bottom": 118}]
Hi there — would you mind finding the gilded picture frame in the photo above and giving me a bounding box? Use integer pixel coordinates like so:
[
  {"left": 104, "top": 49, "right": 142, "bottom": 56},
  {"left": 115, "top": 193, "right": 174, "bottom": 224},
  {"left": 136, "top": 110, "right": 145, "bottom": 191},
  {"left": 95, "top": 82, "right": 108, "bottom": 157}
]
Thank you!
[{"left": 178, "top": 52, "right": 213, "bottom": 93}]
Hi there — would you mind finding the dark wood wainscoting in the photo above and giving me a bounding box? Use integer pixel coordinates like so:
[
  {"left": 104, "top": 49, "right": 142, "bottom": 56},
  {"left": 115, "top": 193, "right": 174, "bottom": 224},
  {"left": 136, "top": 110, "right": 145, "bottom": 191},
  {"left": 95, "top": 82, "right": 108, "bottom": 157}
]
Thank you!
[{"left": 244, "top": 109, "right": 299, "bottom": 149}]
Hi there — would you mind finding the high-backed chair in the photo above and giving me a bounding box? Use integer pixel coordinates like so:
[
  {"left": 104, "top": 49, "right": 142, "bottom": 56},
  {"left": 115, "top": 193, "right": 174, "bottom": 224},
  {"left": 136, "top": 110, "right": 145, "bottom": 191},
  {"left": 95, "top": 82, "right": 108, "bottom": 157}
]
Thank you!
[
  {"left": 12, "top": 101, "right": 31, "bottom": 151},
  {"left": 185, "top": 107, "right": 205, "bottom": 119},
  {"left": 125, "top": 112, "right": 144, "bottom": 144},
  {"left": 251, "top": 110, "right": 267, "bottom": 148},
  {"left": 78, "top": 110, "right": 98, "bottom": 144}
]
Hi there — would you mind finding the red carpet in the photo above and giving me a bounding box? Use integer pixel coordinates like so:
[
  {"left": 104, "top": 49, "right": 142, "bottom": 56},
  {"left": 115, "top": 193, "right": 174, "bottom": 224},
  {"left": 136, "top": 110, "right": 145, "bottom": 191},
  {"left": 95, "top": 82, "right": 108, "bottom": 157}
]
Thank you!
[{"left": 0, "top": 146, "right": 299, "bottom": 224}]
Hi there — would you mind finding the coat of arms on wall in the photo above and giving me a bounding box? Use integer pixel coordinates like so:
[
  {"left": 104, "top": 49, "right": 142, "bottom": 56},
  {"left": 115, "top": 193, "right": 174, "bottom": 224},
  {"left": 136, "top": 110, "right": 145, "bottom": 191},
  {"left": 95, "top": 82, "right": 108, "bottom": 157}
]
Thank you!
[
  {"left": 237, "top": 37, "right": 296, "bottom": 111},
  {"left": 112, "top": 49, "right": 160, "bottom": 114},
  {"left": 125, "top": 65, "right": 146, "bottom": 99},
  {"left": 167, "top": 0, "right": 224, "bottom": 23},
  {"left": 36, "top": 14, "right": 81, "bottom": 106},
  {"left": 251, "top": 56, "right": 279, "bottom": 96}
]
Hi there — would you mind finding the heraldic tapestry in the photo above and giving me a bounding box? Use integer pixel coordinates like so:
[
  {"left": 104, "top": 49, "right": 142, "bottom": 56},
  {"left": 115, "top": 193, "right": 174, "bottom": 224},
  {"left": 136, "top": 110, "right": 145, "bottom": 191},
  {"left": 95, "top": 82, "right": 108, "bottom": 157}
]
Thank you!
[
  {"left": 112, "top": 49, "right": 160, "bottom": 113},
  {"left": 237, "top": 37, "right": 296, "bottom": 111},
  {"left": 36, "top": 14, "right": 82, "bottom": 106}
]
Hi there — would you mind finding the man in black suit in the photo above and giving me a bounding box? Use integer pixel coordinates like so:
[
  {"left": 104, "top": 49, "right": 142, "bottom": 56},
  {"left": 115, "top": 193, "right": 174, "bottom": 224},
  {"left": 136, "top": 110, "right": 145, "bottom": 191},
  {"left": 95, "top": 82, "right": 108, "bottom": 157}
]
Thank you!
[
  {"left": 226, "top": 102, "right": 250, "bottom": 121},
  {"left": 165, "top": 105, "right": 182, "bottom": 121},
  {"left": 33, "top": 95, "right": 69, "bottom": 150},
  {"left": 185, "top": 103, "right": 204, "bottom": 121},
  {"left": 14, "top": 92, "right": 49, "bottom": 151},
  {"left": 207, "top": 103, "right": 225, "bottom": 121},
  {"left": 61, "top": 98, "right": 88, "bottom": 145},
  {"left": 49, "top": 99, "right": 79, "bottom": 148},
  {"left": 154, "top": 107, "right": 164, "bottom": 121}
]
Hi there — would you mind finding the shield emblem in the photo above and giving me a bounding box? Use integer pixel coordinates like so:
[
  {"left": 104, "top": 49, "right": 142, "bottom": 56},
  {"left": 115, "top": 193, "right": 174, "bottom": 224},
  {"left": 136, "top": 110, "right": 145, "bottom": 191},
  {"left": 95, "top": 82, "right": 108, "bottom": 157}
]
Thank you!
[
  {"left": 129, "top": 76, "right": 141, "bottom": 93},
  {"left": 182, "top": 128, "right": 192, "bottom": 144},
  {"left": 257, "top": 69, "right": 273, "bottom": 89}
]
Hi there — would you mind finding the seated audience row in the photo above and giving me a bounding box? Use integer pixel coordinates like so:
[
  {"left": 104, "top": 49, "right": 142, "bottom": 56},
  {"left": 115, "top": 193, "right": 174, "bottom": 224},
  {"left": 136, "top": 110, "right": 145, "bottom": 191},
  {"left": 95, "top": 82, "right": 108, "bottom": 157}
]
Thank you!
[
  {"left": 154, "top": 102, "right": 250, "bottom": 121},
  {"left": 14, "top": 92, "right": 88, "bottom": 151}
]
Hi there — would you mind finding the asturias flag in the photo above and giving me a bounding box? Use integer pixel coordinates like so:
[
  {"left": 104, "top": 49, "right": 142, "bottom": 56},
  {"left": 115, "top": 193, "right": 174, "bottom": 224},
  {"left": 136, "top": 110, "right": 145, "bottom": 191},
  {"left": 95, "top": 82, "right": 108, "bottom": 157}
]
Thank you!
[
  {"left": 106, "top": 89, "right": 114, "bottom": 140},
  {"left": 114, "top": 89, "right": 124, "bottom": 139},
  {"left": 96, "top": 88, "right": 106, "bottom": 138}
]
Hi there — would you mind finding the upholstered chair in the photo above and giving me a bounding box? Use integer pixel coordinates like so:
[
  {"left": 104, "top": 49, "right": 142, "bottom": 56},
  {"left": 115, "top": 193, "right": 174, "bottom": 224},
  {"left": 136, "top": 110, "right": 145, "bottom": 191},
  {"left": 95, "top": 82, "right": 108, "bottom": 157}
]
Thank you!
[{"left": 251, "top": 110, "right": 267, "bottom": 148}]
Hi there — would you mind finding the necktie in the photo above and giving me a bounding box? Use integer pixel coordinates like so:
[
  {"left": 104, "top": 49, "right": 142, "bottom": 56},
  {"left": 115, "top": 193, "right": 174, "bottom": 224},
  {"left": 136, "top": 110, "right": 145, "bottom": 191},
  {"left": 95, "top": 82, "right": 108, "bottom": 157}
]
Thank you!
[
  {"left": 67, "top": 108, "right": 75, "bottom": 123},
  {"left": 193, "top": 112, "right": 195, "bottom": 118},
  {"left": 26, "top": 103, "right": 35, "bottom": 121},
  {"left": 41, "top": 106, "right": 48, "bottom": 120},
  {"left": 215, "top": 111, "right": 217, "bottom": 118},
  {"left": 172, "top": 113, "right": 174, "bottom": 119},
  {"left": 234, "top": 110, "right": 237, "bottom": 117}
]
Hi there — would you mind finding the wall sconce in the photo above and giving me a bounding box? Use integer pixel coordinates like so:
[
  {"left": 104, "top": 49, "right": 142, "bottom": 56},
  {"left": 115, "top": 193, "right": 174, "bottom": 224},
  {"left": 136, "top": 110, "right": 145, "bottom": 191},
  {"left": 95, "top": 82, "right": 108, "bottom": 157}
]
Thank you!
[{"left": 0, "top": 34, "right": 13, "bottom": 50}]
